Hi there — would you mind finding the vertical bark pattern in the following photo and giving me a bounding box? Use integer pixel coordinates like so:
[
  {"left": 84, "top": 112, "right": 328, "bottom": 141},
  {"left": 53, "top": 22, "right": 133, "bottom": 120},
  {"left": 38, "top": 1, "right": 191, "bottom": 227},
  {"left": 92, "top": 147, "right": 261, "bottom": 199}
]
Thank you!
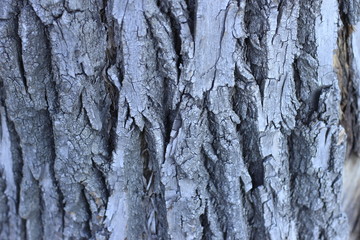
[
  {"left": 336, "top": 0, "right": 360, "bottom": 238},
  {"left": 0, "top": 0, "right": 351, "bottom": 239}
]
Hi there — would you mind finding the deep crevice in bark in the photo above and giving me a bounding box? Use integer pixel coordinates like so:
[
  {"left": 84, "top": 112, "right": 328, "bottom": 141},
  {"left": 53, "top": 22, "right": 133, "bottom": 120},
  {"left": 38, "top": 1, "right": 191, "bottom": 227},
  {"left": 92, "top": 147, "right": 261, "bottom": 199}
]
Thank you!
[
  {"left": 293, "top": 57, "right": 302, "bottom": 102},
  {"left": 243, "top": 1, "right": 270, "bottom": 102},
  {"left": 201, "top": 111, "right": 230, "bottom": 235},
  {"left": 141, "top": 126, "right": 169, "bottom": 239},
  {"left": 81, "top": 188, "right": 92, "bottom": 239},
  {"left": 202, "top": 149, "right": 227, "bottom": 239},
  {"left": 287, "top": 130, "right": 299, "bottom": 219},
  {"left": 43, "top": 27, "right": 61, "bottom": 115},
  {"left": 238, "top": 121, "right": 263, "bottom": 188},
  {"left": 36, "top": 178, "right": 45, "bottom": 239},
  {"left": 100, "top": 0, "right": 120, "bottom": 167},
  {"left": 15, "top": 14, "right": 29, "bottom": 95},
  {"left": 232, "top": 82, "right": 266, "bottom": 239},
  {"left": 199, "top": 204, "right": 212, "bottom": 240},
  {"left": 248, "top": 190, "right": 266, "bottom": 240},
  {"left": 185, "top": 0, "right": 197, "bottom": 39},
  {"left": 154, "top": 1, "right": 183, "bottom": 77},
  {"left": 167, "top": 8, "right": 182, "bottom": 82},
  {"left": 0, "top": 0, "right": 352, "bottom": 239},
  {"left": 232, "top": 87, "right": 263, "bottom": 189}
]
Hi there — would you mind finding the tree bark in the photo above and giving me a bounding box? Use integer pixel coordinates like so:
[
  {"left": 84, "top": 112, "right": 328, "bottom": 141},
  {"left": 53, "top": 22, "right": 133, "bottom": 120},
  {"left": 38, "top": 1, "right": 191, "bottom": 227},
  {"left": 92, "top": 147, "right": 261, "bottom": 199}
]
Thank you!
[
  {"left": 0, "top": 0, "right": 356, "bottom": 239},
  {"left": 337, "top": 1, "right": 360, "bottom": 238}
]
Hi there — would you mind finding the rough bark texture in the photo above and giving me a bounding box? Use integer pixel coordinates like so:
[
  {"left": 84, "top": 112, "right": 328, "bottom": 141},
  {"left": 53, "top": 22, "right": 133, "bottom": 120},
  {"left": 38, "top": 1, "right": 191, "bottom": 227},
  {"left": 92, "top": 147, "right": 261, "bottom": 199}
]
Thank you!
[
  {"left": 0, "top": 0, "right": 354, "bottom": 239},
  {"left": 337, "top": 0, "right": 360, "bottom": 238},
  {"left": 337, "top": 0, "right": 360, "bottom": 156},
  {"left": 343, "top": 156, "right": 360, "bottom": 240}
]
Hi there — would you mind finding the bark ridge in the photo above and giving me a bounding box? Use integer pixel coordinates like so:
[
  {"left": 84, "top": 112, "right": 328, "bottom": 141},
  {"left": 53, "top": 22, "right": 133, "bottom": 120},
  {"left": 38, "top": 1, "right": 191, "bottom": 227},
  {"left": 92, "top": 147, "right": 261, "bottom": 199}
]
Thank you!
[{"left": 0, "top": 0, "right": 353, "bottom": 239}]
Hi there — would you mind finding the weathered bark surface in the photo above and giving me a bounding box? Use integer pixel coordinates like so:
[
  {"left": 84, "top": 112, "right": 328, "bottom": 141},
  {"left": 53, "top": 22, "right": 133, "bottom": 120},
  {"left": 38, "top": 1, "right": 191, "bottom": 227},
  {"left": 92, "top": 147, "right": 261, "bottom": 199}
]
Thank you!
[
  {"left": 337, "top": 0, "right": 360, "bottom": 238},
  {"left": 343, "top": 156, "right": 360, "bottom": 240},
  {"left": 0, "top": 0, "right": 354, "bottom": 239},
  {"left": 337, "top": 0, "right": 360, "bottom": 156}
]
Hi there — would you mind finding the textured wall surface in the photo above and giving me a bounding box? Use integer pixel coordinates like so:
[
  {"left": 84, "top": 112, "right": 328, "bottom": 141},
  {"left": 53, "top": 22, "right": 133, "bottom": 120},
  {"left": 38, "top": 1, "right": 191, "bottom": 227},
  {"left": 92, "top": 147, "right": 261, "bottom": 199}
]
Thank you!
[{"left": 0, "top": 0, "right": 357, "bottom": 239}]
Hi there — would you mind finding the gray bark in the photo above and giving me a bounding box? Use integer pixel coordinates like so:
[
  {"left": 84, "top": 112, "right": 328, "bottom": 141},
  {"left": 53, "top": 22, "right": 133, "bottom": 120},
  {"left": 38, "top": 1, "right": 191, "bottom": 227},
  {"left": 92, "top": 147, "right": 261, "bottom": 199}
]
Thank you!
[{"left": 0, "top": 0, "right": 356, "bottom": 239}]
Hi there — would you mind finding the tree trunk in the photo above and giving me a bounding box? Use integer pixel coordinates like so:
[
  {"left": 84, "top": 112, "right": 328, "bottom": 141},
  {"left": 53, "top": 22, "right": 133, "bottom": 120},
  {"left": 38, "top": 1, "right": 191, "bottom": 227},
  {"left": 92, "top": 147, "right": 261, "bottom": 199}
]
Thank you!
[
  {"left": 0, "top": 0, "right": 356, "bottom": 239},
  {"left": 337, "top": 1, "right": 360, "bottom": 238}
]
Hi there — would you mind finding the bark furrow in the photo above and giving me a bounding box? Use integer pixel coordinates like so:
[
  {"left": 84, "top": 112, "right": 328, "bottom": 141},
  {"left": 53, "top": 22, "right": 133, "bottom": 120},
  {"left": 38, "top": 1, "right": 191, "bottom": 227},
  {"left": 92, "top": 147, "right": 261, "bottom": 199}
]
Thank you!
[{"left": 0, "top": 0, "right": 354, "bottom": 239}]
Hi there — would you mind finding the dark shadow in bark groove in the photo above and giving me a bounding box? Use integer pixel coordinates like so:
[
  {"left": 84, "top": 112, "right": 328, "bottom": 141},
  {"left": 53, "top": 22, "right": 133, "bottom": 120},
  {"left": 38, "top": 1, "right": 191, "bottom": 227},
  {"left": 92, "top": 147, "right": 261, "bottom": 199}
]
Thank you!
[
  {"left": 243, "top": 0, "right": 269, "bottom": 102},
  {"left": 100, "top": 1, "right": 120, "bottom": 168},
  {"left": 141, "top": 125, "right": 169, "bottom": 239},
  {"left": 293, "top": 57, "right": 302, "bottom": 102},
  {"left": 199, "top": 205, "right": 212, "bottom": 240},
  {"left": 201, "top": 148, "right": 228, "bottom": 239},
  {"left": 15, "top": 13, "right": 29, "bottom": 94},
  {"left": 185, "top": 0, "right": 197, "bottom": 39},
  {"left": 36, "top": 177, "right": 45, "bottom": 239},
  {"left": 232, "top": 85, "right": 266, "bottom": 239},
  {"left": 238, "top": 120, "right": 263, "bottom": 188},
  {"left": 81, "top": 188, "right": 92, "bottom": 239},
  {"left": 155, "top": 0, "right": 183, "bottom": 77},
  {"left": 167, "top": 9, "right": 182, "bottom": 81},
  {"left": 232, "top": 87, "right": 263, "bottom": 189}
]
